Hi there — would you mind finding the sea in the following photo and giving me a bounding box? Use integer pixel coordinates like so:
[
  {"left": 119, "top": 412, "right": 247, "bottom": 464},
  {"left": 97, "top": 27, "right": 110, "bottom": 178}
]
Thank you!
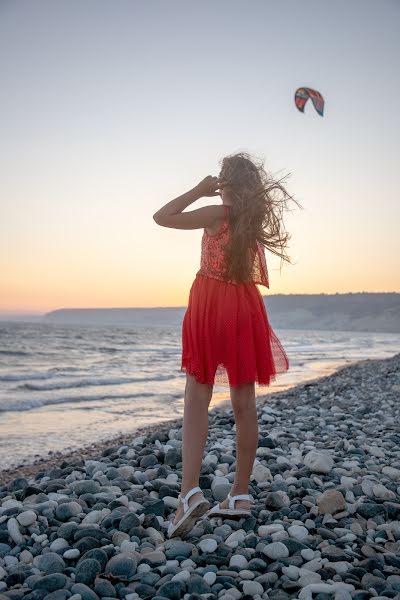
[{"left": 1, "top": 318, "right": 400, "bottom": 472}]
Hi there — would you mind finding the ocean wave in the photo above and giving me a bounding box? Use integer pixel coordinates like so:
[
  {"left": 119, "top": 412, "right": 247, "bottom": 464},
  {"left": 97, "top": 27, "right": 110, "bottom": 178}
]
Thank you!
[
  {"left": 0, "top": 367, "right": 83, "bottom": 382},
  {"left": 15, "top": 373, "right": 176, "bottom": 391},
  {"left": 0, "top": 389, "right": 181, "bottom": 412},
  {"left": 0, "top": 350, "right": 30, "bottom": 357},
  {"left": 47, "top": 366, "right": 81, "bottom": 373},
  {"left": 98, "top": 347, "right": 119, "bottom": 353},
  {"left": 0, "top": 372, "right": 56, "bottom": 382},
  {"left": 81, "top": 345, "right": 159, "bottom": 354}
]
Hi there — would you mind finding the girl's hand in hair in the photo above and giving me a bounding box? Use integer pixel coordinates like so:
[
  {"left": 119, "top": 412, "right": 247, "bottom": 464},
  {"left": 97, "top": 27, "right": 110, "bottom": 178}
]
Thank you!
[{"left": 195, "top": 175, "right": 224, "bottom": 198}]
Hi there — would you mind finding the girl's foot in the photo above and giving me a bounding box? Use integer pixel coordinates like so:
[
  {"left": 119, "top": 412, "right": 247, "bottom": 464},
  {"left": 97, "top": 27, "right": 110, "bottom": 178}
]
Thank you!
[
  {"left": 219, "top": 490, "right": 251, "bottom": 510},
  {"left": 172, "top": 490, "right": 205, "bottom": 525},
  {"left": 167, "top": 486, "right": 210, "bottom": 539},
  {"left": 207, "top": 491, "right": 253, "bottom": 519}
]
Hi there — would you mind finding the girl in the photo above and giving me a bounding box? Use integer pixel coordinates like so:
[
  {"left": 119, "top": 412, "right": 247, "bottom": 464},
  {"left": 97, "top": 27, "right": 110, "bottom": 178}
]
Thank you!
[{"left": 153, "top": 152, "right": 300, "bottom": 538}]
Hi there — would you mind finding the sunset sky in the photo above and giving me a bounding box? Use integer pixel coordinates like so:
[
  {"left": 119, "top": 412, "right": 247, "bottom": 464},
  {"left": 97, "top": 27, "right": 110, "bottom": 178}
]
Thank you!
[{"left": 1, "top": 0, "right": 399, "bottom": 315}]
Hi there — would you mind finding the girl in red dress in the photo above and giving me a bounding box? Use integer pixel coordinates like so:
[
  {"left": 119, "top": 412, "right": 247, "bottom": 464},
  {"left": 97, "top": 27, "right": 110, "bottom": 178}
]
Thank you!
[{"left": 153, "top": 152, "right": 301, "bottom": 538}]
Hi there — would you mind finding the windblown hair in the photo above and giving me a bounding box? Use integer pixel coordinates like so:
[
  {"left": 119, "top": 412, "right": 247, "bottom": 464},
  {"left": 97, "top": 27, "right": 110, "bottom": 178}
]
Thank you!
[{"left": 218, "top": 151, "right": 303, "bottom": 283}]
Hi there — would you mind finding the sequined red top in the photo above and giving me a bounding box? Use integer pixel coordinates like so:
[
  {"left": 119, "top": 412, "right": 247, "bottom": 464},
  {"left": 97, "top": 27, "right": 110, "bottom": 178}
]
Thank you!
[{"left": 196, "top": 205, "right": 269, "bottom": 288}]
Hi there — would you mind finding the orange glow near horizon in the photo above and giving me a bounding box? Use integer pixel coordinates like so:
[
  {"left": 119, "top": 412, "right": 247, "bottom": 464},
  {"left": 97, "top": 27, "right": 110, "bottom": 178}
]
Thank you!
[{"left": 1, "top": 2, "right": 399, "bottom": 314}]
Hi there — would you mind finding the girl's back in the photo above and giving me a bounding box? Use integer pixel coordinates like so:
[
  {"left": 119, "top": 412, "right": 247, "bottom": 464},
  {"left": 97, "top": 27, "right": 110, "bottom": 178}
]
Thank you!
[{"left": 197, "top": 204, "right": 269, "bottom": 288}]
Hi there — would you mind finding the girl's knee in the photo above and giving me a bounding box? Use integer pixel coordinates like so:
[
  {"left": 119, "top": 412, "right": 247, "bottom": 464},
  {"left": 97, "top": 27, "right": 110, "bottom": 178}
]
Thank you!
[
  {"left": 230, "top": 383, "right": 256, "bottom": 415},
  {"left": 185, "top": 373, "right": 213, "bottom": 404},
  {"left": 230, "top": 381, "right": 255, "bottom": 399}
]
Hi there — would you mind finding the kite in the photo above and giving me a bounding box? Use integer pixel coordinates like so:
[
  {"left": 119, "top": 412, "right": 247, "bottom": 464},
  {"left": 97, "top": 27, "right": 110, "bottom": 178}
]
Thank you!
[{"left": 295, "top": 87, "right": 324, "bottom": 116}]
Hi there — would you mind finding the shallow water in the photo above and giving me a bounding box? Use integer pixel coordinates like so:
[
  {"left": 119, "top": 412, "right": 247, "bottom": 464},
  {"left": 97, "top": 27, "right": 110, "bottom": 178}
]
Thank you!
[{"left": 0, "top": 320, "right": 399, "bottom": 471}]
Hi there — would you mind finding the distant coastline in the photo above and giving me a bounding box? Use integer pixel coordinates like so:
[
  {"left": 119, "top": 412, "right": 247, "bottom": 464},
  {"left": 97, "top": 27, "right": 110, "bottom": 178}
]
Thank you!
[
  {"left": 37, "top": 292, "right": 400, "bottom": 333},
  {"left": 1, "top": 292, "right": 399, "bottom": 333}
]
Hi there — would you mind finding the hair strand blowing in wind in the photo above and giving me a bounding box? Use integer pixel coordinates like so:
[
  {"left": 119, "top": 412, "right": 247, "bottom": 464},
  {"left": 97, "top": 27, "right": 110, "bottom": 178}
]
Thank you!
[{"left": 219, "top": 151, "right": 303, "bottom": 283}]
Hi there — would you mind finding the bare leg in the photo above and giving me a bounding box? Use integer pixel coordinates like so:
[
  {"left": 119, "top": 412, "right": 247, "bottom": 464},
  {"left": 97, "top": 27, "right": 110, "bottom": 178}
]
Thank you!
[
  {"left": 172, "top": 373, "right": 213, "bottom": 524},
  {"left": 219, "top": 382, "right": 258, "bottom": 510}
]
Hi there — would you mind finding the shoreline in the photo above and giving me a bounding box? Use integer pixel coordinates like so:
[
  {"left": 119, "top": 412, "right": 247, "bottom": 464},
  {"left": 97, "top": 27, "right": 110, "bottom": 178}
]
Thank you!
[
  {"left": 0, "top": 351, "right": 399, "bottom": 600},
  {"left": 0, "top": 363, "right": 346, "bottom": 486},
  {"left": 0, "top": 353, "right": 395, "bottom": 486}
]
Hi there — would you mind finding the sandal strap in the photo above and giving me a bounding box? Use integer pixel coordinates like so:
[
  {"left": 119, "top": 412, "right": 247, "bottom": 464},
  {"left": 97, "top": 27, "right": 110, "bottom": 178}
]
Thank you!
[
  {"left": 178, "top": 486, "right": 202, "bottom": 513},
  {"left": 227, "top": 492, "right": 252, "bottom": 510}
]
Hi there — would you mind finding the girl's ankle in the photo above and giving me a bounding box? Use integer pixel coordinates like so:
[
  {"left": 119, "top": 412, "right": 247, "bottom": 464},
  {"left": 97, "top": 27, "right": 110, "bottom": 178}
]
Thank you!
[
  {"left": 230, "top": 488, "right": 249, "bottom": 497},
  {"left": 180, "top": 484, "right": 200, "bottom": 497}
]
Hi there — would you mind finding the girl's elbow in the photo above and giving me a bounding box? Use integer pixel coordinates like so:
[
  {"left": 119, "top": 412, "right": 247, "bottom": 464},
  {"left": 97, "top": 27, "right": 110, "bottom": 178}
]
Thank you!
[{"left": 153, "top": 212, "right": 162, "bottom": 225}]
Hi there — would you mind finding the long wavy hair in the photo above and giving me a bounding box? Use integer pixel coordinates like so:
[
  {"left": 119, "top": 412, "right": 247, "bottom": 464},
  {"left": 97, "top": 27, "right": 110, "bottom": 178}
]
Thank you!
[{"left": 218, "top": 151, "right": 303, "bottom": 283}]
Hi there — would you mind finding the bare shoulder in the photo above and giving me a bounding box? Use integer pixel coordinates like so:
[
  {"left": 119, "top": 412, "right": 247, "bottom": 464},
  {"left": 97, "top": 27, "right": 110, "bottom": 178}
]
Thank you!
[
  {"left": 205, "top": 204, "right": 228, "bottom": 235},
  {"left": 204, "top": 204, "right": 226, "bottom": 218}
]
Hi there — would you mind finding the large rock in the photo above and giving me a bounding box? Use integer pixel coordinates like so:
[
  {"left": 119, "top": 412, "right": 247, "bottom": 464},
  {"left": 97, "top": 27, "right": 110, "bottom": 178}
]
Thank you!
[
  {"left": 198, "top": 538, "right": 218, "bottom": 553},
  {"left": 251, "top": 463, "right": 272, "bottom": 483},
  {"left": 32, "top": 574, "right": 68, "bottom": 592},
  {"left": 243, "top": 581, "right": 264, "bottom": 596},
  {"left": 382, "top": 466, "right": 400, "bottom": 480},
  {"left": 75, "top": 559, "right": 101, "bottom": 585},
  {"left": 7, "top": 518, "right": 24, "bottom": 545},
  {"left": 262, "top": 542, "right": 289, "bottom": 559},
  {"left": 158, "top": 580, "right": 185, "bottom": 599},
  {"left": 16, "top": 511, "right": 37, "bottom": 527},
  {"left": 164, "top": 540, "right": 194, "bottom": 560},
  {"left": 211, "top": 476, "right": 230, "bottom": 502},
  {"left": 264, "top": 491, "right": 290, "bottom": 509},
  {"left": 372, "top": 483, "right": 396, "bottom": 499},
  {"left": 55, "top": 502, "right": 82, "bottom": 521},
  {"left": 36, "top": 552, "right": 66, "bottom": 574},
  {"left": 303, "top": 451, "right": 334, "bottom": 473},
  {"left": 317, "top": 489, "right": 346, "bottom": 515},
  {"left": 69, "top": 480, "right": 101, "bottom": 495},
  {"left": 104, "top": 554, "right": 137, "bottom": 581},
  {"left": 70, "top": 583, "right": 100, "bottom": 600},
  {"left": 287, "top": 525, "right": 309, "bottom": 542}
]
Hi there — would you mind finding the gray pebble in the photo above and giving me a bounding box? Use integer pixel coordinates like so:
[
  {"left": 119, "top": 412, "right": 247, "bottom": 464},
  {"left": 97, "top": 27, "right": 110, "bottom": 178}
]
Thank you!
[
  {"left": 262, "top": 542, "right": 290, "bottom": 559},
  {"left": 104, "top": 554, "right": 137, "bottom": 581},
  {"left": 32, "top": 574, "right": 68, "bottom": 592},
  {"left": 16, "top": 510, "right": 37, "bottom": 527}
]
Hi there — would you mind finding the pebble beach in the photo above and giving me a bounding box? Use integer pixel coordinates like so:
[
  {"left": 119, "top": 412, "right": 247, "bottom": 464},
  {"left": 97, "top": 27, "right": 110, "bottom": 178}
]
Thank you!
[{"left": 0, "top": 353, "right": 399, "bottom": 600}]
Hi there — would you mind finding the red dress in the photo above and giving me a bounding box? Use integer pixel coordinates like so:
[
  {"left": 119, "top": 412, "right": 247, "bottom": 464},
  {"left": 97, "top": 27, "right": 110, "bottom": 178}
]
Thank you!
[{"left": 181, "top": 204, "right": 289, "bottom": 387}]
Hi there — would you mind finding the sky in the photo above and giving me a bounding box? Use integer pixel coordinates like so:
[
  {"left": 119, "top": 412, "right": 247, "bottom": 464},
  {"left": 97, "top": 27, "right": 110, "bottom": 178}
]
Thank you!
[{"left": 0, "top": 0, "right": 399, "bottom": 314}]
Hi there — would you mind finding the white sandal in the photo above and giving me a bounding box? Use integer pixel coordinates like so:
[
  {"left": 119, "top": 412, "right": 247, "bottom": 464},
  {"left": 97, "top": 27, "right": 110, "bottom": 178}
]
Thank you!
[
  {"left": 167, "top": 486, "right": 210, "bottom": 539},
  {"left": 207, "top": 492, "right": 253, "bottom": 519}
]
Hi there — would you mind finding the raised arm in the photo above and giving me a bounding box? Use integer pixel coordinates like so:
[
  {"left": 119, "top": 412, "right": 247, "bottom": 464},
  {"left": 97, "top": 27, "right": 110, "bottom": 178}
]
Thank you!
[
  {"left": 153, "top": 204, "right": 225, "bottom": 230},
  {"left": 153, "top": 177, "right": 224, "bottom": 230}
]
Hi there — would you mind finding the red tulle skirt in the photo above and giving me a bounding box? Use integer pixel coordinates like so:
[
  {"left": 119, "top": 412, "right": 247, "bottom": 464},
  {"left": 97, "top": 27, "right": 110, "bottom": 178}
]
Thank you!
[{"left": 181, "top": 273, "right": 289, "bottom": 387}]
